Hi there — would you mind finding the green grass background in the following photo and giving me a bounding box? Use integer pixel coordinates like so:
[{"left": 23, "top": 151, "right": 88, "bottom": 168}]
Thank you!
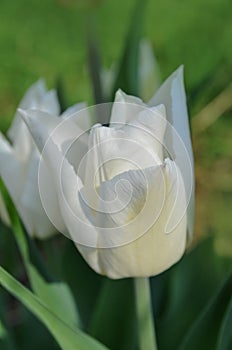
[{"left": 0, "top": 0, "right": 231, "bottom": 253}]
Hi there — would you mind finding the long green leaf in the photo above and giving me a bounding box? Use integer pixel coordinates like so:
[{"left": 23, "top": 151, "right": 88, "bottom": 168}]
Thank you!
[
  {"left": 152, "top": 238, "right": 231, "bottom": 350},
  {"left": 1, "top": 181, "right": 81, "bottom": 329},
  {"left": 0, "top": 266, "right": 108, "bottom": 350},
  {"left": 88, "top": 278, "right": 137, "bottom": 350},
  {"left": 87, "top": 14, "right": 104, "bottom": 104},
  {"left": 216, "top": 295, "right": 232, "bottom": 349},
  {"left": 56, "top": 77, "right": 69, "bottom": 113},
  {"left": 0, "top": 319, "right": 7, "bottom": 339},
  {"left": 178, "top": 272, "right": 232, "bottom": 350},
  {"left": 62, "top": 240, "right": 104, "bottom": 328},
  {"left": 0, "top": 318, "right": 15, "bottom": 350},
  {"left": 111, "top": 0, "right": 147, "bottom": 98},
  {"left": 16, "top": 214, "right": 81, "bottom": 329}
]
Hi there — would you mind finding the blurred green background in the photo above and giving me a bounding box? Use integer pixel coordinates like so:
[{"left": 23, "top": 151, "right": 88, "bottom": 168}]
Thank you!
[
  {"left": 0, "top": 0, "right": 231, "bottom": 255},
  {"left": 0, "top": 1, "right": 232, "bottom": 349}
]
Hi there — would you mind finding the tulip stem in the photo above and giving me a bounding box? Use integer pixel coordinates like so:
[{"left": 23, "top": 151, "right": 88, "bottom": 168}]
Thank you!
[{"left": 135, "top": 277, "right": 158, "bottom": 350}]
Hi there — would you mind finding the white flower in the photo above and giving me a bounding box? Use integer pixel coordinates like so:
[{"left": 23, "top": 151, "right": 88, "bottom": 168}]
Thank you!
[
  {"left": 21, "top": 67, "right": 194, "bottom": 278},
  {"left": 0, "top": 80, "right": 91, "bottom": 239}
]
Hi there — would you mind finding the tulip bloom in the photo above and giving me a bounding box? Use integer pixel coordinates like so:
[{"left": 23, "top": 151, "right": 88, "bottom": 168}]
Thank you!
[
  {"left": 21, "top": 67, "right": 194, "bottom": 278},
  {"left": 0, "top": 80, "right": 90, "bottom": 238}
]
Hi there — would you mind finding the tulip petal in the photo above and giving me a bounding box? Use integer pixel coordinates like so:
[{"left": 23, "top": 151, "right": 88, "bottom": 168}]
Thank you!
[
  {"left": 19, "top": 109, "right": 89, "bottom": 182},
  {"left": 21, "top": 150, "right": 58, "bottom": 238},
  {"left": 110, "top": 89, "right": 145, "bottom": 125},
  {"left": 149, "top": 66, "right": 194, "bottom": 241},
  {"left": 61, "top": 102, "right": 92, "bottom": 131},
  {"left": 17, "top": 110, "right": 80, "bottom": 234},
  {"left": 80, "top": 164, "right": 166, "bottom": 247},
  {"left": 21, "top": 110, "right": 99, "bottom": 249},
  {"left": 0, "top": 133, "right": 24, "bottom": 200},
  {"left": 84, "top": 106, "right": 166, "bottom": 196},
  {"left": 16, "top": 79, "right": 60, "bottom": 115},
  {"left": 37, "top": 156, "right": 67, "bottom": 234},
  {"left": 8, "top": 80, "right": 60, "bottom": 158},
  {"left": 19, "top": 109, "right": 87, "bottom": 151},
  {"left": 40, "top": 138, "right": 99, "bottom": 251},
  {"left": 0, "top": 132, "right": 58, "bottom": 237},
  {"left": 8, "top": 112, "right": 32, "bottom": 162},
  {"left": 130, "top": 105, "right": 166, "bottom": 161},
  {"left": 81, "top": 159, "right": 187, "bottom": 278},
  {"left": 0, "top": 133, "right": 32, "bottom": 233}
]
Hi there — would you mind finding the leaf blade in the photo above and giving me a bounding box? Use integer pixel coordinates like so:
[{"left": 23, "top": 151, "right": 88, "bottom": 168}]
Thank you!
[
  {"left": 111, "top": 0, "right": 148, "bottom": 99},
  {"left": 178, "top": 272, "right": 232, "bottom": 350},
  {"left": 217, "top": 295, "right": 232, "bottom": 350},
  {"left": 0, "top": 265, "right": 108, "bottom": 350}
]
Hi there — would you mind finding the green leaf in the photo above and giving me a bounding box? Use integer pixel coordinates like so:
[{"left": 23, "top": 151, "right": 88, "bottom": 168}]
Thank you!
[
  {"left": 88, "top": 278, "right": 137, "bottom": 350},
  {"left": 152, "top": 237, "right": 231, "bottom": 350},
  {"left": 178, "top": 272, "right": 232, "bottom": 350},
  {"left": 0, "top": 319, "right": 15, "bottom": 350},
  {"left": 0, "top": 266, "right": 108, "bottom": 350},
  {"left": 61, "top": 241, "right": 104, "bottom": 328},
  {"left": 14, "top": 214, "right": 81, "bottom": 329},
  {"left": 216, "top": 294, "right": 232, "bottom": 349},
  {"left": 0, "top": 219, "right": 19, "bottom": 273},
  {"left": 87, "top": 15, "right": 104, "bottom": 104},
  {"left": 0, "top": 284, "right": 12, "bottom": 344},
  {"left": 0, "top": 182, "right": 81, "bottom": 329},
  {"left": 111, "top": 0, "right": 148, "bottom": 99},
  {"left": 14, "top": 311, "right": 60, "bottom": 350},
  {"left": 56, "top": 77, "right": 69, "bottom": 113},
  {"left": 0, "top": 319, "right": 7, "bottom": 339},
  {"left": 29, "top": 265, "right": 81, "bottom": 329}
]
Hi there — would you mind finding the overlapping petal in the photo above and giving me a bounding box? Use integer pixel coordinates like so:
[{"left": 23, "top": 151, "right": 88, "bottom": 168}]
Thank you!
[
  {"left": 149, "top": 66, "right": 194, "bottom": 240},
  {"left": 80, "top": 159, "right": 187, "bottom": 278},
  {"left": 0, "top": 80, "right": 90, "bottom": 238}
]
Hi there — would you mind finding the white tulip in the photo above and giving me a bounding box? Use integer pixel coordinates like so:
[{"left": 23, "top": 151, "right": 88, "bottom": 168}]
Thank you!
[
  {"left": 21, "top": 67, "right": 194, "bottom": 278},
  {"left": 0, "top": 80, "right": 91, "bottom": 239}
]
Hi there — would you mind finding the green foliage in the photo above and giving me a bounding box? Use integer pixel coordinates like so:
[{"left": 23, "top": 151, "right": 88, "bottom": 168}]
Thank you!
[
  {"left": 0, "top": 320, "right": 15, "bottom": 350},
  {"left": 111, "top": 0, "right": 147, "bottom": 99},
  {"left": 88, "top": 279, "right": 137, "bottom": 350},
  {"left": 0, "top": 185, "right": 107, "bottom": 349},
  {"left": 217, "top": 295, "right": 232, "bottom": 350},
  {"left": 1, "top": 183, "right": 81, "bottom": 330},
  {"left": 151, "top": 238, "right": 232, "bottom": 350},
  {"left": 0, "top": 266, "right": 108, "bottom": 350},
  {"left": 179, "top": 273, "right": 232, "bottom": 350},
  {"left": 0, "top": 319, "right": 7, "bottom": 339},
  {"left": 87, "top": 17, "right": 104, "bottom": 104},
  {"left": 61, "top": 240, "right": 105, "bottom": 328}
]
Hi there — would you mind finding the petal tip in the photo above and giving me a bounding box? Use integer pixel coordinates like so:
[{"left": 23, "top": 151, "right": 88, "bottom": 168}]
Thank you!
[
  {"left": 115, "top": 88, "right": 125, "bottom": 101},
  {"left": 175, "top": 65, "right": 184, "bottom": 80},
  {"left": 17, "top": 108, "right": 29, "bottom": 123},
  {"left": 151, "top": 103, "right": 166, "bottom": 117}
]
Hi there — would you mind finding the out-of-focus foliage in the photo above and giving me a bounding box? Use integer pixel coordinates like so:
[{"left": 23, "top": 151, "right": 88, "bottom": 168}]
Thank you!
[{"left": 1, "top": 0, "right": 232, "bottom": 126}]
